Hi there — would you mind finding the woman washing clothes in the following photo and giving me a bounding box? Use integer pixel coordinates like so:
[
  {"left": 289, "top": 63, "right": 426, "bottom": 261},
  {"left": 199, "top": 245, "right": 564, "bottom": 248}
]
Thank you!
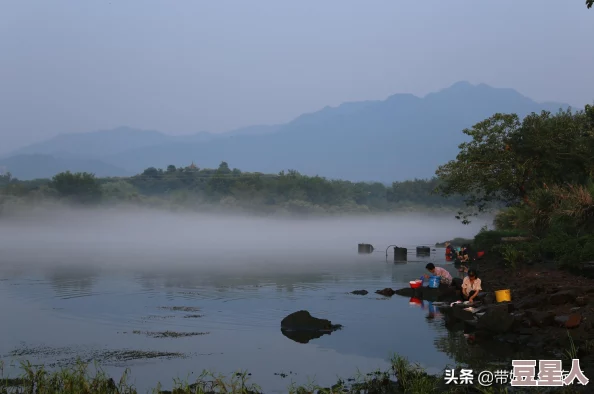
[
  {"left": 424, "top": 263, "right": 452, "bottom": 285},
  {"left": 461, "top": 269, "right": 482, "bottom": 303}
]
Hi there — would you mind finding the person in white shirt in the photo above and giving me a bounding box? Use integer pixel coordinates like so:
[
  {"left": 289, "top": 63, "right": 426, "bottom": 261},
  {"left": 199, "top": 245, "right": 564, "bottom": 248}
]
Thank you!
[{"left": 461, "top": 269, "right": 482, "bottom": 302}]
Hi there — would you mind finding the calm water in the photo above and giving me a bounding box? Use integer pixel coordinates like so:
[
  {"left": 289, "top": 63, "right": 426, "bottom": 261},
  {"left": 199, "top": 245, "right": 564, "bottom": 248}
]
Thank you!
[{"left": 0, "top": 211, "right": 502, "bottom": 393}]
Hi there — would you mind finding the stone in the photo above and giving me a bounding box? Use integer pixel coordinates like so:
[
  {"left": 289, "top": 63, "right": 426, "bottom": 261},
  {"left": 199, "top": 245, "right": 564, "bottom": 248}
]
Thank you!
[
  {"left": 351, "top": 290, "right": 368, "bottom": 295},
  {"left": 566, "top": 314, "right": 582, "bottom": 329},
  {"left": 483, "top": 292, "right": 495, "bottom": 305},
  {"left": 516, "top": 294, "right": 548, "bottom": 310},
  {"left": 576, "top": 296, "right": 588, "bottom": 306},
  {"left": 554, "top": 315, "right": 581, "bottom": 329},
  {"left": 281, "top": 310, "right": 342, "bottom": 332},
  {"left": 525, "top": 310, "right": 555, "bottom": 327},
  {"left": 376, "top": 288, "right": 396, "bottom": 297},
  {"left": 549, "top": 290, "right": 577, "bottom": 306},
  {"left": 476, "top": 305, "right": 515, "bottom": 333}
]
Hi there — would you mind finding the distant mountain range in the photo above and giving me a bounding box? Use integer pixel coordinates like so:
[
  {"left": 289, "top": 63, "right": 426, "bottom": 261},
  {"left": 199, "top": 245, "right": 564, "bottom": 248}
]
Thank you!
[{"left": 1, "top": 81, "right": 571, "bottom": 182}]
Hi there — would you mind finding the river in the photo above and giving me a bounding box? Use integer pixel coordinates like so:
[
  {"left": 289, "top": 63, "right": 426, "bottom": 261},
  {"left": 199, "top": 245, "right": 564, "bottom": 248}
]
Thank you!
[{"left": 0, "top": 210, "right": 497, "bottom": 393}]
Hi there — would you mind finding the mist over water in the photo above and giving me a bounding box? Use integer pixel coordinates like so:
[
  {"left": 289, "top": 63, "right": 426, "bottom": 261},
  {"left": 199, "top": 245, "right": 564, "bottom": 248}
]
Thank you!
[
  {"left": 0, "top": 208, "right": 493, "bottom": 392},
  {"left": 1, "top": 207, "right": 489, "bottom": 271}
]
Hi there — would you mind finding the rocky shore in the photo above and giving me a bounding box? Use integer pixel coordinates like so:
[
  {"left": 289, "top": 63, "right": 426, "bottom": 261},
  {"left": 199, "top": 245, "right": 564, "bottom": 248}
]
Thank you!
[{"left": 387, "top": 260, "right": 594, "bottom": 378}]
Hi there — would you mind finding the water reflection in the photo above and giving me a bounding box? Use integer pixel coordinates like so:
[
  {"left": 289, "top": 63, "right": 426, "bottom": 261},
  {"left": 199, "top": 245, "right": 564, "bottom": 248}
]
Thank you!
[
  {"left": 280, "top": 328, "right": 333, "bottom": 344},
  {"left": 46, "top": 265, "right": 101, "bottom": 299}
]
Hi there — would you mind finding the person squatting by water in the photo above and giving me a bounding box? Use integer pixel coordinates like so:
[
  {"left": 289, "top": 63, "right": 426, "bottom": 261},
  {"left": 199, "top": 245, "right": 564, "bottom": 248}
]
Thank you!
[
  {"left": 424, "top": 263, "right": 452, "bottom": 285},
  {"left": 461, "top": 269, "right": 482, "bottom": 302}
]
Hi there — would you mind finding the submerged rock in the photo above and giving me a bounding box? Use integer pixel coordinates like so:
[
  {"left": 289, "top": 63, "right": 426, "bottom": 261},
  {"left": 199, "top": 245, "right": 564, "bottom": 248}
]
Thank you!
[
  {"left": 376, "top": 288, "right": 396, "bottom": 297},
  {"left": 351, "top": 290, "right": 368, "bottom": 295},
  {"left": 281, "top": 311, "right": 342, "bottom": 342}
]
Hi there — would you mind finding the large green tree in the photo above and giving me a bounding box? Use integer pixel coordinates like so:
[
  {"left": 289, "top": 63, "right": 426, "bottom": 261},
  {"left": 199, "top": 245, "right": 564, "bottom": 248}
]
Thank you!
[{"left": 435, "top": 105, "right": 594, "bottom": 221}]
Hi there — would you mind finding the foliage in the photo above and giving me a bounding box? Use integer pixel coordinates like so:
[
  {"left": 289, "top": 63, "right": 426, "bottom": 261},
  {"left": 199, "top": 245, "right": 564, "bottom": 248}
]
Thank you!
[
  {"left": 434, "top": 237, "right": 473, "bottom": 247},
  {"left": 50, "top": 171, "right": 102, "bottom": 204},
  {"left": 588, "top": 0, "right": 593, "bottom": 9},
  {"left": 495, "top": 242, "right": 539, "bottom": 271},
  {"left": 3, "top": 356, "right": 576, "bottom": 394},
  {"left": 1, "top": 164, "right": 466, "bottom": 215},
  {"left": 473, "top": 230, "right": 525, "bottom": 253},
  {"left": 436, "top": 106, "right": 594, "bottom": 222}
]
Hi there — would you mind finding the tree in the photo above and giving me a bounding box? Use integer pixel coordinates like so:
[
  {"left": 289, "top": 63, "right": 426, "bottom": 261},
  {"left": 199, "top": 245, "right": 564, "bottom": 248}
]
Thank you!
[
  {"left": 588, "top": 0, "right": 593, "bottom": 9},
  {"left": 50, "top": 171, "right": 102, "bottom": 203},
  {"left": 166, "top": 165, "right": 176, "bottom": 173},
  {"left": 435, "top": 106, "right": 594, "bottom": 222}
]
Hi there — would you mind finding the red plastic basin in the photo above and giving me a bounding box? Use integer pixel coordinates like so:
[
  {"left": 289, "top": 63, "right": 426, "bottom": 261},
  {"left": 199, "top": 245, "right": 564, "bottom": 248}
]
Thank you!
[{"left": 410, "top": 280, "right": 422, "bottom": 289}]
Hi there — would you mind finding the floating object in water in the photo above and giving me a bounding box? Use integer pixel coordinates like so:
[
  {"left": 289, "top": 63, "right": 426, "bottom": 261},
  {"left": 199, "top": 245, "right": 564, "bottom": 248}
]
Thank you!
[
  {"left": 416, "top": 246, "right": 431, "bottom": 256},
  {"left": 358, "top": 243, "right": 374, "bottom": 254},
  {"left": 495, "top": 289, "right": 511, "bottom": 303},
  {"left": 428, "top": 275, "right": 441, "bottom": 289},
  {"left": 393, "top": 247, "right": 407, "bottom": 262}
]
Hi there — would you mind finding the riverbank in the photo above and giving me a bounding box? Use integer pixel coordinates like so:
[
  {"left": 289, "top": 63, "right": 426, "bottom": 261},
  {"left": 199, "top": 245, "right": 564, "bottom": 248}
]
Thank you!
[
  {"left": 475, "top": 260, "right": 594, "bottom": 363},
  {"left": 2, "top": 355, "right": 588, "bottom": 394}
]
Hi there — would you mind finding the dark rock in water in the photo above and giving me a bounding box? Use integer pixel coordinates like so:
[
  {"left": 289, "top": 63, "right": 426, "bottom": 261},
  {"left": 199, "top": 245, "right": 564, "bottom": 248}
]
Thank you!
[
  {"left": 281, "top": 310, "right": 342, "bottom": 333},
  {"left": 394, "top": 287, "right": 415, "bottom": 297},
  {"left": 549, "top": 290, "right": 578, "bottom": 306},
  {"left": 451, "top": 306, "right": 475, "bottom": 322},
  {"left": 376, "top": 288, "right": 396, "bottom": 297},
  {"left": 351, "top": 290, "right": 368, "bottom": 295},
  {"left": 476, "top": 304, "right": 514, "bottom": 334}
]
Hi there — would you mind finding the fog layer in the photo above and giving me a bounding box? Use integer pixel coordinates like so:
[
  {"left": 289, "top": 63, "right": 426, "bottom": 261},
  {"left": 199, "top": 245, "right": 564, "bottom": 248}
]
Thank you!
[{"left": 1, "top": 207, "right": 490, "bottom": 272}]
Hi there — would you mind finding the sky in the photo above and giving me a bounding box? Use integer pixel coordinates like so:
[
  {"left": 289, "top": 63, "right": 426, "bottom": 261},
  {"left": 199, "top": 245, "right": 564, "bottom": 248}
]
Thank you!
[{"left": 1, "top": 0, "right": 593, "bottom": 153}]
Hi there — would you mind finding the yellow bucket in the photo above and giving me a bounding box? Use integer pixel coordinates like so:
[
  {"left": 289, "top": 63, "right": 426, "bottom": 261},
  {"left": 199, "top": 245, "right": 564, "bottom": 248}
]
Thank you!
[{"left": 495, "top": 289, "right": 511, "bottom": 303}]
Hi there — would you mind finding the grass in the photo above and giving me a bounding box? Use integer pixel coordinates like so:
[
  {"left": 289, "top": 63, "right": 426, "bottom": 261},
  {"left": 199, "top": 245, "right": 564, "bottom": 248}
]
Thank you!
[{"left": 0, "top": 353, "right": 591, "bottom": 393}]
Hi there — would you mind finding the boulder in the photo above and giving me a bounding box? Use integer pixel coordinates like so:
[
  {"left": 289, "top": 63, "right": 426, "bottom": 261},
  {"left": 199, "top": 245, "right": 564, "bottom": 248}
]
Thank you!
[
  {"left": 281, "top": 310, "right": 342, "bottom": 332},
  {"left": 476, "top": 305, "right": 515, "bottom": 334},
  {"left": 525, "top": 310, "right": 555, "bottom": 327},
  {"left": 351, "top": 290, "right": 368, "bottom": 295},
  {"left": 549, "top": 290, "right": 577, "bottom": 306}
]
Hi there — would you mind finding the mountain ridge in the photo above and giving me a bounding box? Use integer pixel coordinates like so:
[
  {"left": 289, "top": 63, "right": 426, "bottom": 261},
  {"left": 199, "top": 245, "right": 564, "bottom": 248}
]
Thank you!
[{"left": 3, "top": 81, "right": 572, "bottom": 182}]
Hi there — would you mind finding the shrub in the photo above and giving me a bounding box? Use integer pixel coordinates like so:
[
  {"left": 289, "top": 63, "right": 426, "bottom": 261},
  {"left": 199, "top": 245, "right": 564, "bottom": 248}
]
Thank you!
[{"left": 473, "top": 230, "right": 525, "bottom": 253}]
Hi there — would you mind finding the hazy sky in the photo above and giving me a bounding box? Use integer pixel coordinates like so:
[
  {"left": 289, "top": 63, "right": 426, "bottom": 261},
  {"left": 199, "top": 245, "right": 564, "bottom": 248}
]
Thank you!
[{"left": 1, "top": 0, "right": 592, "bottom": 153}]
